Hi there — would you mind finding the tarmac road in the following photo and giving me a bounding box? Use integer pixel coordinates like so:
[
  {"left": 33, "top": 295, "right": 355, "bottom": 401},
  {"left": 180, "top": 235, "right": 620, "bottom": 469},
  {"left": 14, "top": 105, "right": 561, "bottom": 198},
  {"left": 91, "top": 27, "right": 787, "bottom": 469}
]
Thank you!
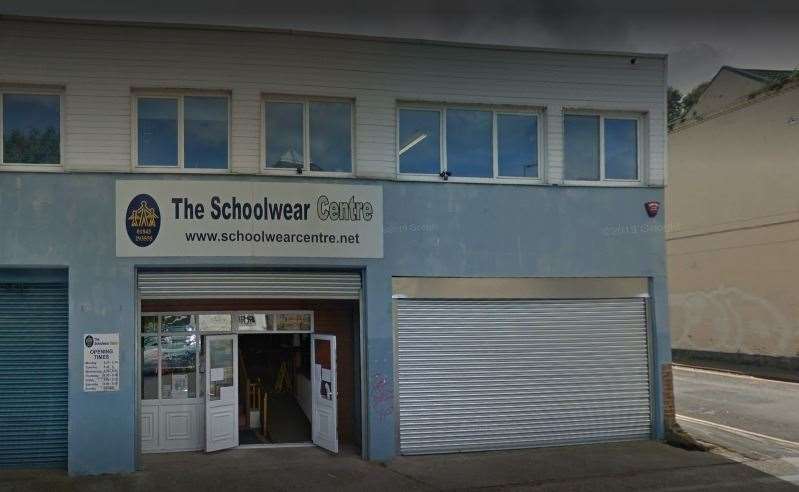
[{"left": 674, "top": 365, "right": 799, "bottom": 485}]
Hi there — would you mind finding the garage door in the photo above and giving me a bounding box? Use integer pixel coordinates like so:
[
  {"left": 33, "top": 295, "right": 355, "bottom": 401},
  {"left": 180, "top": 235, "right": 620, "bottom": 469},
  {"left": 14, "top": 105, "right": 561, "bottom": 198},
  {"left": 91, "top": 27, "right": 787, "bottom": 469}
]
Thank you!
[
  {"left": 396, "top": 298, "right": 651, "bottom": 454},
  {"left": 0, "top": 282, "right": 68, "bottom": 468}
]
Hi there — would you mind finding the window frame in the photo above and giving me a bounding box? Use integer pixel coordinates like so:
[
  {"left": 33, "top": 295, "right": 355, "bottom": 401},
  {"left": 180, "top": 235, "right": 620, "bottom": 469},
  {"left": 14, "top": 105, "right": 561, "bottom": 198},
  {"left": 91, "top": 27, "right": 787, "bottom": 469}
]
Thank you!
[
  {"left": 139, "top": 314, "right": 201, "bottom": 402},
  {"left": 396, "top": 103, "right": 545, "bottom": 185},
  {"left": 261, "top": 94, "right": 356, "bottom": 178},
  {"left": 0, "top": 87, "right": 65, "bottom": 171},
  {"left": 131, "top": 90, "right": 232, "bottom": 173},
  {"left": 562, "top": 110, "right": 645, "bottom": 186}
]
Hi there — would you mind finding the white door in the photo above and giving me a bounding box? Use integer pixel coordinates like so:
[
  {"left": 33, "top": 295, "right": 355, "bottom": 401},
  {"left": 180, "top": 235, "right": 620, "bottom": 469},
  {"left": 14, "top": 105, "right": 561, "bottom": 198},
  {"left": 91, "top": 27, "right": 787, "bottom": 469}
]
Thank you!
[
  {"left": 311, "top": 334, "right": 338, "bottom": 453},
  {"left": 205, "top": 335, "right": 239, "bottom": 452}
]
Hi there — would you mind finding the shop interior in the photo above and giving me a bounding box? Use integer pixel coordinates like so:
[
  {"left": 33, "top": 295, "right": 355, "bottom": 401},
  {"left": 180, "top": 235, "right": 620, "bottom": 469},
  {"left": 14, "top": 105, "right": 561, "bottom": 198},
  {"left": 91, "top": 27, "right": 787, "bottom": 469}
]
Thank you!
[{"left": 238, "top": 333, "right": 312, "bottom": 444}]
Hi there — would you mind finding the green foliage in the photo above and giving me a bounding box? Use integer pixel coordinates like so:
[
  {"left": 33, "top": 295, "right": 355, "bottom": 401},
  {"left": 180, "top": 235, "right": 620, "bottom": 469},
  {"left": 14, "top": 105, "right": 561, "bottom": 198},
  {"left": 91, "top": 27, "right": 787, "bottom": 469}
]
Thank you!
[
  {"left": 3, "top": 127, "right": 60, "bottom": 164},
  {"left": 667, "top": 87, "right": 684, "bottom": 130},
  {"left": 667, "top": 81, "right": 710, "bottom": 130}
]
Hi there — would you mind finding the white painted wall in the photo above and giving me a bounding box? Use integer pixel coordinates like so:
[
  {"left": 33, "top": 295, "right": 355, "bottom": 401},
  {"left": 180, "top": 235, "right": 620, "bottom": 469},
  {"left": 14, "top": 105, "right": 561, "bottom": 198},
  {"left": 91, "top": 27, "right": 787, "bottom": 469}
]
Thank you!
[{"left": 0, "top": 18, "right": 667, "bottom": 185}]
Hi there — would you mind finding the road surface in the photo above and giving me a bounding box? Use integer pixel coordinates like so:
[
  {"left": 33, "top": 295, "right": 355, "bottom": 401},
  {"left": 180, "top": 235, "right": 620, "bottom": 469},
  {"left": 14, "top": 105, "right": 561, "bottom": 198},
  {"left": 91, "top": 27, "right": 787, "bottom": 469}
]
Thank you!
[{"left": 674, "top": 365, "right": 799, "bottom": 486}]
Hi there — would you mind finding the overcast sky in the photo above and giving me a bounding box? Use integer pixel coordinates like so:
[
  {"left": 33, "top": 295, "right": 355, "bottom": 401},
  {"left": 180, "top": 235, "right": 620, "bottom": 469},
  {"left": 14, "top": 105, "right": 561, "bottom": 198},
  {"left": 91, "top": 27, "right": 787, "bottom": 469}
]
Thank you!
[{"left": 2, "top": 0, "right": 798, "bottom": 92}]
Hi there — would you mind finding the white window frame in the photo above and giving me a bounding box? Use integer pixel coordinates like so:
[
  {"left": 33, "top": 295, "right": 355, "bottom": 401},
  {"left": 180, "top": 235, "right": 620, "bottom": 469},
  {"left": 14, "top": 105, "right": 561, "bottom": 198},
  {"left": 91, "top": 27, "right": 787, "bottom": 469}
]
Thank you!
[
  {"left": 0, "top": 87, "right": 65, "bottom": 172},
  {"left": 396, "top": 103, "right": 545, "bottom": 185},
  {"left": 261, "top": 95, "right": 355, "bottom": 178},
  {"left": 139, "top": 314, "right": 202, "bottom": 402},
  {"left": 132, "top": 90, "right": 232, "bottom": 174},
  {"left": 562, "top": 110, "right": 645, "bottom": 187}
]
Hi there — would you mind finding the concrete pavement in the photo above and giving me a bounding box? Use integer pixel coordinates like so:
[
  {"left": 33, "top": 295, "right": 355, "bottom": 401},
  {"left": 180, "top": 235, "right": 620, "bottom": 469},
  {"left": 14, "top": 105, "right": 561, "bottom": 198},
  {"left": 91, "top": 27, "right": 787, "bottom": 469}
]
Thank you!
[{"left": 1, "top": 441, "right": 796, "bottom": 491}]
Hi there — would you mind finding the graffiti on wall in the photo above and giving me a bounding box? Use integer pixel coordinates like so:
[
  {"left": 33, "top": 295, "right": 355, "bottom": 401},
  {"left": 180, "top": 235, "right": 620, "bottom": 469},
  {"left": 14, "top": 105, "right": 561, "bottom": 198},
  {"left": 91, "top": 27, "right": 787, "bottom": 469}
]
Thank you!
[{"left": 670, "top": 286, "right": 799, "bottom": 357}]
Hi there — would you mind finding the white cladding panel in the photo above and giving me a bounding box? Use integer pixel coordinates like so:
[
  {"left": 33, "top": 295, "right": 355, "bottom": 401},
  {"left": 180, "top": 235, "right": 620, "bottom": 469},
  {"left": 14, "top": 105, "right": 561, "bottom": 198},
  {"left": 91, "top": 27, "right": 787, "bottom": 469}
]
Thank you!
[
  {"left": 1, "top": 19, "right": 666, "bottom": 184},
  {"left": 395, "top": 298, "right": 652, "bottom": 454}
]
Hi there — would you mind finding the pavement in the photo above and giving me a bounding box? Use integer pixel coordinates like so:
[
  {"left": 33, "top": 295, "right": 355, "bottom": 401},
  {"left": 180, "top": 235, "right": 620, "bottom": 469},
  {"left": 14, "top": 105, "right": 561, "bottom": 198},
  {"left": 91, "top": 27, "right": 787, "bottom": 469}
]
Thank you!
[
  {"left": 674, "top": 365, "right": 799, "bottom": 486},
  {"left": 1, "top": 440, "right": 797, "bottom": 491}
]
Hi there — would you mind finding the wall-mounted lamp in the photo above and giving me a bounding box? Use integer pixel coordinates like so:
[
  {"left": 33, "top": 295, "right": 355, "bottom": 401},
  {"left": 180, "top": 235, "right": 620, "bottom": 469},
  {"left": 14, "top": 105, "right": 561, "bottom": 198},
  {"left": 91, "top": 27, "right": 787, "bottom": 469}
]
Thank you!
[
  {"left": 645, "top": 200, "right": 661, "bottom": 218},
  {"left": 439, "top": 170, "right": 451, "bottom": 181}
]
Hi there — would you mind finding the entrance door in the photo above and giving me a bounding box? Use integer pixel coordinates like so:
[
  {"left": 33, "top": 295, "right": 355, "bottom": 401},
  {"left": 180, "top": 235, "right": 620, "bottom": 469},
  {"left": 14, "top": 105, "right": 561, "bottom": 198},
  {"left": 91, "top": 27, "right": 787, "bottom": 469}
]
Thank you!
[
  {"left": 205, "top": 335, "right": 239, "bottom": 452},
  {"left": 311, "top": 334, "right": 338, "bottom": 453}
]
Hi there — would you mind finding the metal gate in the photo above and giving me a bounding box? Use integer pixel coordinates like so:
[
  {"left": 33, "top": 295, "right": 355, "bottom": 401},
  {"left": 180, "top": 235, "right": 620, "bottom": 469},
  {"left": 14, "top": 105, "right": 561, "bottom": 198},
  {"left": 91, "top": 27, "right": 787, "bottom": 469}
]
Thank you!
[
  {"left": 0, "top": 282, "right": 68, "bottom": 468},
  {"left": 395, "top": 298, "right": 651, "bottom": 454},
  {"left": 138, "top": 270, "right": 361, "bottom": 299}
]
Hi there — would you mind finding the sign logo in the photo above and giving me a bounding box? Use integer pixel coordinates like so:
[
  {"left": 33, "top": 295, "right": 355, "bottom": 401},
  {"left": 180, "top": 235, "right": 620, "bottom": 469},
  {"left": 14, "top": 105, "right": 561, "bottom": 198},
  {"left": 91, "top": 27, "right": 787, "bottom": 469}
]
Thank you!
[
  {"left": 126, "top": 194, "right": 161, "bottom": 247},
  {"left": 84, "top": 335, "right": 94, "bottom": 348},
  {"left": 644, "top": 200, "right": 661, "bottom": 218}
]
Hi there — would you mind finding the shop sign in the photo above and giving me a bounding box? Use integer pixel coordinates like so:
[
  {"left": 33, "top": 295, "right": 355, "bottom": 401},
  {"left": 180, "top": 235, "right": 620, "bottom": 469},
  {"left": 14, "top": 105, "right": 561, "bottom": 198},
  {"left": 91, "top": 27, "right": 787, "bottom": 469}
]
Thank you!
[
  {"left": 116, "top": 180, "right": 383, "bottom": 258},
  {"left": 83, "top": 333, "right": 120, "bottom": 392}
]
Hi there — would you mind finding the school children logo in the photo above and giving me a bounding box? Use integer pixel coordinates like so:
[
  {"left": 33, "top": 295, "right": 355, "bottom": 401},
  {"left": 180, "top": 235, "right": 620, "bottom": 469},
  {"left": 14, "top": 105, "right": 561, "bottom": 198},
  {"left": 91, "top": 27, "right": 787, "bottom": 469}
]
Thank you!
[
  {"left": 125, "top": 194, "right": 161, "bottom": 247},
  {"left": 84, "top": 335, "right": 94, "bottom": 348}
]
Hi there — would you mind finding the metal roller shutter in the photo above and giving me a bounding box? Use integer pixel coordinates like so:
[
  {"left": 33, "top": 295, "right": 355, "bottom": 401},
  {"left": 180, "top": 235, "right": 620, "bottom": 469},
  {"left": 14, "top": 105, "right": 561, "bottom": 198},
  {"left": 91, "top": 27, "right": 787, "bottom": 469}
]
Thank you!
[
  {"left": 138, "top": 271, "right": 361, "bottom": 300},
  {"left": 0, "top": 283, "right": 68, "bottom": 468},
  {"left": 396, "top": 298, "right": 651, "bottom": 454}
]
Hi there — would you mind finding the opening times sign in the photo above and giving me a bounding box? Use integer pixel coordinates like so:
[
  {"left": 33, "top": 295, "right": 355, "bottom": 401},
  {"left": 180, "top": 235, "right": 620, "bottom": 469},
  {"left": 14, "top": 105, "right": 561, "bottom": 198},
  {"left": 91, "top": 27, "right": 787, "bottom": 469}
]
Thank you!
[
  {"left": 84, "top": 333, "right": 120, "bottom": 392},
  {"left": 115, "top": 180, "right": 383, "bottom": 258}
]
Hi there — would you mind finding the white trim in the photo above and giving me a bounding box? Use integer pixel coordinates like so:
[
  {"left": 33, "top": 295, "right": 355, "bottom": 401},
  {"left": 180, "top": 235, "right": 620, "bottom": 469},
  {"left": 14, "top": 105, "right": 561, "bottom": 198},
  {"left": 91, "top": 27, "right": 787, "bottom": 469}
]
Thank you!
[
  {"left": 0, "top": 88, "right": 65, "bottom": 169},
  {"left": 396, "top": 103, "right": 545, "bottom": 184},
  {"left": 262, "top": 95, "right": 355, "bottom": 177},
  {"left": 562, "top": 110, "right": 645, "bottom": 186},
  {"left": 132, "top": 91, "right": 232, "bottom": 173}
]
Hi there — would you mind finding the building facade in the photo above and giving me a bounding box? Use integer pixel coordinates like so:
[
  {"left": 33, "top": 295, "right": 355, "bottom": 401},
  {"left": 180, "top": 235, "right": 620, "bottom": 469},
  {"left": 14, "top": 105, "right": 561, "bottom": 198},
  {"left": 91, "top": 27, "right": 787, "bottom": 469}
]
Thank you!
[
  {"left": 668, "top": 67, "right": 799, "bottom": 371},
  {"left": 0, "top": 17, "right": 670, "bottom": 475}
]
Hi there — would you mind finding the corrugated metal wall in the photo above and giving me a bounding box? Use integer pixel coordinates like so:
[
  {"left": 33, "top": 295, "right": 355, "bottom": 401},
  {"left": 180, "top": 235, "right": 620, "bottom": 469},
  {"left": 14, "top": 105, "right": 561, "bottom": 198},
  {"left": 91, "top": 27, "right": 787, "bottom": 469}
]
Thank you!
[
  {"left": 138, "top": 271, "right": 361, "bottom": 299},
  {"left": 0, "top": 283, "right": 68, "bottom": 468},
  {"left": 396, "top": 298, "right": 651, "bottom": 454}
]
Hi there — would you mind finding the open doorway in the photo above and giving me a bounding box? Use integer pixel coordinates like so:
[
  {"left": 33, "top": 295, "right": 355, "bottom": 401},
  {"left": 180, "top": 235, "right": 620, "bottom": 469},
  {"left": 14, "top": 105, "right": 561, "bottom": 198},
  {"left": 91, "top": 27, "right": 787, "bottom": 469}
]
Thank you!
[{"left": 238, "top": 333, "right": 312, "bottom": 445}]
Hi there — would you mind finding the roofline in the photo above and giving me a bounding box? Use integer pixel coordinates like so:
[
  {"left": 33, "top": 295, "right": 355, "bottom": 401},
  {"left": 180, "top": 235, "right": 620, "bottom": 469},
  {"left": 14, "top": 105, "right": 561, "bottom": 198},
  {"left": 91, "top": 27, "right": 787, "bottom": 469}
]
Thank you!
[
  {"left": 721, "top": 66, "right": 771, "bottom": 83},
  {"left": 0, "top": 14, "right": 668, "bottom": 60}
]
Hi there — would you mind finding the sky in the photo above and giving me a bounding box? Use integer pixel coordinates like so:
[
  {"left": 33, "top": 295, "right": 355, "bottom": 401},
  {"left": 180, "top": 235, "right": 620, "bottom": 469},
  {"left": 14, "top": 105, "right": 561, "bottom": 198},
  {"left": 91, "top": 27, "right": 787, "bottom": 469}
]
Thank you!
[{"left": 1, "top": 0, "right": 798, "bottom": 92}]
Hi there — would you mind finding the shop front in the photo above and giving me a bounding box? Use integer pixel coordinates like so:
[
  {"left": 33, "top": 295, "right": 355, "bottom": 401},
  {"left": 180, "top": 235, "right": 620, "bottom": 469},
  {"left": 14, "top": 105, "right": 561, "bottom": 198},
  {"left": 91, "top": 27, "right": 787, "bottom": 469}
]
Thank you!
[{"left": 0, "top": 172, "right": 670, "bottom": 475}]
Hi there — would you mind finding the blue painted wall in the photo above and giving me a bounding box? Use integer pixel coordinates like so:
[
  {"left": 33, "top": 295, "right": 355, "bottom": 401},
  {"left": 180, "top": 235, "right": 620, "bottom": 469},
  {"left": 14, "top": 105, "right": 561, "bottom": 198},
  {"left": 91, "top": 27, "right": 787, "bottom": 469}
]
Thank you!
[{"left": 0, "top": 172, "right": 668, "bottom": 474}]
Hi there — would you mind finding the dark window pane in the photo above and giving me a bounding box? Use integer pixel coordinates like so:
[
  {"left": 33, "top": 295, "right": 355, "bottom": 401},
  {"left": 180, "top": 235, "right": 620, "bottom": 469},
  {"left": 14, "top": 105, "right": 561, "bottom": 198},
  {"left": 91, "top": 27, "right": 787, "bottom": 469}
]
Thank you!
[
  {"left": 266, "top": 102, "right": 304, "bottom": 169},
  {"left": 309, "top": 102, "right": 352, "bottom": 172},
  {"left": 498, "top": 114, "right": 538, "bottom": 177},
  {"left": 162, "top": 315, "right": 195, "bottom": 333},
  {"left": 2, "top": 94, "right": 60, "bottom": 164},
  {"left": 446, "top": 109, "right": 492, "bottom": 178},
  {"left": 564, "top": 115, "right": 600, "bottom": 181},
  {"left": 184, "top": 96, "right": 228, "bottom": 169},
  {"left": 141, "top": 316, "right": 158, "bottom": 334},
  {"left": 138, "top": 98, "right": 178, "bottom": 166},
  {"left": 605, "top": 118, "right": 638, "bottom": 180},
  {"left": 399, "top": 109, "right": 440, "bottom": 174},
  {"left": 141, "top": 336, "right": 158, "bottom": 400}
]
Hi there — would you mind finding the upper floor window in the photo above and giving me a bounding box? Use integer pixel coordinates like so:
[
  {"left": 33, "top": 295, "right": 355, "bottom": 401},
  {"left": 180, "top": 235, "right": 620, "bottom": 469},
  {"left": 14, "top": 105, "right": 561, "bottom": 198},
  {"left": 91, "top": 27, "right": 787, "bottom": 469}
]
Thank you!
[
  {"left": 264, "top": 97, "right": 353, "bottom": 174},
  {"left": 398, "top": 104, "right": 541, "bottom": 181},
  {"left": 135, "top": 93, "right": 230, "bottom": 170},
  {"left": 564, "top": 112, "right": 641, "bottom": 182},
  {"left": 1, "top": 92, "right": 62, "bottom": 166}
]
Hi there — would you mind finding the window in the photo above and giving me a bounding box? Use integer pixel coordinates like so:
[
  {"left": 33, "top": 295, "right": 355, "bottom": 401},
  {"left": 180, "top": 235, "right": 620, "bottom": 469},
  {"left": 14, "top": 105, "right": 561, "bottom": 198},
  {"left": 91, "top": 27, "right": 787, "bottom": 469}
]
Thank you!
[
  {"left": 264, "top": 97, "right": 353, "bottom": 174},
  {"left": 398, "top": 104, "right": 541, "bottom": 181},
  {"left": 135, "top": 93, "right": 230, "bottom": 170},
  {"left": 1, "top": 92, "right": 62, "bottom": 166},
  {"left": 564, "top": 113, "right": 640, "bottom": 182},
  {"left": 140, "top": 315, "right": 199, "bottom": 400}
]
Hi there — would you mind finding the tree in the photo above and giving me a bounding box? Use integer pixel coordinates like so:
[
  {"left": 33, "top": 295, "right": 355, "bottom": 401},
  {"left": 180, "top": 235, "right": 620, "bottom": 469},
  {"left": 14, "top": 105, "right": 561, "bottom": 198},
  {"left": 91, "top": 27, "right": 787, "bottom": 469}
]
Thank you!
[
  {"left": 667, "top": 87, "right": 684, "bottom": 130},
  {"left": 681, "top": 81, "right": 710, "bottom": 117}
]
